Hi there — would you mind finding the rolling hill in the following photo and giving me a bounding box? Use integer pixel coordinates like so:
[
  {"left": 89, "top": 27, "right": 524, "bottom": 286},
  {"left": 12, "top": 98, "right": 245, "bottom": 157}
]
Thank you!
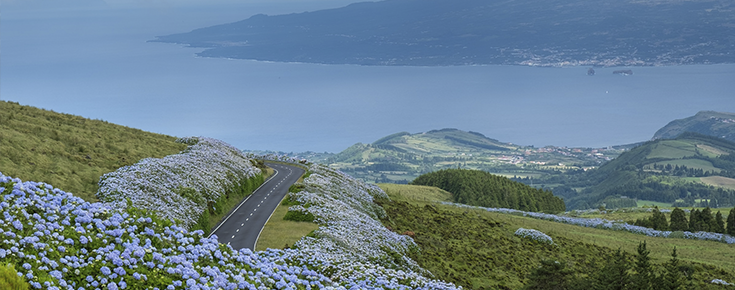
[
  {"left": 0, "top": 101, "right": 187, "bottom": 201},
  {"left": 544, "top": 133, "right": 735, "bottom": 209},
  {"left": 653, "top": 111, "right": 735, "bottom": 143},
  {"left": 322, "top": 128, "right": 621, "bottom": 184}
]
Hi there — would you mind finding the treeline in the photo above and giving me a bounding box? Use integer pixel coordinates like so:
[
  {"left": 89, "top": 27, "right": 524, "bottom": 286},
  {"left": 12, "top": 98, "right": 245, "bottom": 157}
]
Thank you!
[
  {"left": 411, "top": 168, "right": 566, "bottom": 213},
  {"left": 525, "top": 242, "right": 695, "bottom": 290},
  {"left": 634, "top": 207, "right": 735, "bottom": 235}
]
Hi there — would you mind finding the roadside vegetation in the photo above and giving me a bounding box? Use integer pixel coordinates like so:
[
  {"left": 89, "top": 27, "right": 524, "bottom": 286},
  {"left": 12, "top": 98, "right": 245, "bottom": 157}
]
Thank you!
[{"left": 0, "top": 101, "right": 186, "bottom": 202}]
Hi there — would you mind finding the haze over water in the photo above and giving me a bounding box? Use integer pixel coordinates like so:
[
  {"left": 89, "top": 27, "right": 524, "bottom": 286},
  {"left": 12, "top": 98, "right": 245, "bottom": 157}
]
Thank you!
[{"left": 2, "top": 1, "right": 734, "bottom": 153}]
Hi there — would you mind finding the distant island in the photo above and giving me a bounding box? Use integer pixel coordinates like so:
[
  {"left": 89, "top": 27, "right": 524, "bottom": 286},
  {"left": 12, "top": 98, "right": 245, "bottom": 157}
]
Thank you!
[{"left": 152, "top": 0, "right": 735, "bottom": 67}]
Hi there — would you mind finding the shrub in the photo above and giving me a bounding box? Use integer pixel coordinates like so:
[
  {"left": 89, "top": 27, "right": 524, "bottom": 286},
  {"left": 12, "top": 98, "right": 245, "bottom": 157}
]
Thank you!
[
  {"left": 0, "top": 263, "right": 29, "bottom": 290},
  {"left": 515, "top": 228, "right": 554, "bottom": 245}
]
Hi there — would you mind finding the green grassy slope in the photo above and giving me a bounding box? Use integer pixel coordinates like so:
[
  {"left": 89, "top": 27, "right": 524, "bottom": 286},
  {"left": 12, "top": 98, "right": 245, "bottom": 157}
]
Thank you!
[
  {"left": 378, "top": 184, "right": 735, "bottom": 289},
  {"left": 0, "top": 101, "right": 187, "bottom": 201},
  {"left": 653, "top": 111, "right": 735, "bottom": 143},
  {"left": 546, "top": 133, "right": 735, "bottom": 209}
]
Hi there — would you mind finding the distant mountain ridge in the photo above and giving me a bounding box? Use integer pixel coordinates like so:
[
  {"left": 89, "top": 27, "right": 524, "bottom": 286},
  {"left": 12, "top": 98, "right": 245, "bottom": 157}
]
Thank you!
[
  {"left": 653, "top": 111, "right": 735, "bottom": 143},
  {"left": 153, "top": 0, "right": 735, "bottom": 66}
]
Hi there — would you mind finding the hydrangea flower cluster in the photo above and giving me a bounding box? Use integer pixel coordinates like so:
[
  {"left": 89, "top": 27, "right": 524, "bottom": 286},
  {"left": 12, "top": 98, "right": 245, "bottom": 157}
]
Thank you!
[
  {"left": 442, "top": 202, "right": 735, "bottom": 244},
  {"left": 514, "top": 228, "right": 554, "bottom": 245},
  {"left": 97, "top": 137, "right": 261, "bottom": 229},
  {"left": 251, "top": 156, "right": 460, "bottom": 289},
  {"left": 0, "top": 172, "right": 336, "bottom": 289},
  {"left": 1, "top": 147, "right": 461, "bottom": 289}
]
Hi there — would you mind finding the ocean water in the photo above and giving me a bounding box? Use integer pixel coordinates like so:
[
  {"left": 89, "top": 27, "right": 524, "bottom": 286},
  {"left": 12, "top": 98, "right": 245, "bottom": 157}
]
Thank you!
[{"left": 2, "top": 3, "right": 734, "bottom": 153}]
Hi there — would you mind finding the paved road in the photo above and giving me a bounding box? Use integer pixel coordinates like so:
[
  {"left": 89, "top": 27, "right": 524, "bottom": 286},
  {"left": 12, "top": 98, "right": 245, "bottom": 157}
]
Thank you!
[{"left": 209, "top": 162, "right": 304, "bottom": 251}]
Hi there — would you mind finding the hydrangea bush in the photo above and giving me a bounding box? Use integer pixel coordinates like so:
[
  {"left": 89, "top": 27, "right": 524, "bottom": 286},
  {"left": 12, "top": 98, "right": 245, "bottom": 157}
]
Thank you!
[
  {"left": 253, "top": 156, "right": 459, "bottom": 289},
  {"left": 0, "top": 148, "right": 461, "bottom": 289},
  {"left": 514, "top": 228, "right": 554, "bottom": 245},
  {"left": 442, "top": 202, "right": 735, "bottom": 244},
  {"left": 97, "top": 137, "right": 261, "bottom": 230},
  {"left": 0, "top": 172, "right": 334, "bottom": 289}
]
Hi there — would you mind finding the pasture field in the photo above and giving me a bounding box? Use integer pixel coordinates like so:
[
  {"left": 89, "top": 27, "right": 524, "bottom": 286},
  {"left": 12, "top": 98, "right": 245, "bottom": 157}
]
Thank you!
[
  {"left": 636, "top": 199, "right": 674, "bottom": 208},
  {"left": 647, "top": 140, "right": 700, "bottom": 159},
  {"left": 382, "top": 184, "right": 735, "bottom": 279},
  {"left": 701, "top": 176, "right": 735, "bottom": 191}
]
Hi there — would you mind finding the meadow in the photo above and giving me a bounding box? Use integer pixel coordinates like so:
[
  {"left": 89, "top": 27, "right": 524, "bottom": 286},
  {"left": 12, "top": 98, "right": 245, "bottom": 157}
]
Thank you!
[
  {"left": 0, "top": 101, "right": 186, "bottom": 202},
  {"left": 378, "top": 184, "right": 735, "bottom": 289}
]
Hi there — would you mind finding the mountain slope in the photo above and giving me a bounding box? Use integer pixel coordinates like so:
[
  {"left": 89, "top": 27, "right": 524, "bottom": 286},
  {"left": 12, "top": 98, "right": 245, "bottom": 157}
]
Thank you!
[
  {"left": 653, "top": 111, "right": 735, "bottom": 143},
  {"left": 326, "top": 128, "right": 620, "bottom": 184},
  {"left": 0, "top": 101, "right": 187, "bottom": 201},
  {"left": 153, "top": 0, "right": 735, "bottom": 66},
  {"left": 554, "top": 133, "right": 735, "bottom": 209}
]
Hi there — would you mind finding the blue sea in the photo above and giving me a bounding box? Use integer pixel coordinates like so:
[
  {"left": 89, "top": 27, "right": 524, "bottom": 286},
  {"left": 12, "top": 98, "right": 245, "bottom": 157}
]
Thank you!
[{"left": 2, "top": 1, "right": 734, "bottom": 153}]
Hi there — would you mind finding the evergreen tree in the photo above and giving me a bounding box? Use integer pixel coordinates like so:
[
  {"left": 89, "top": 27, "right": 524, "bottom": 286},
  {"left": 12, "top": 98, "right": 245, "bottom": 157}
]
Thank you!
[
  {"left": 727, "top": 207, "right": 735, "bottom": 236},
  {"left": 688, "top": 209, "right": 702, "bottom": 232},
  {"left": 631, "top": 241, "right": 654, "bottom": 290},
  {"left": 657, "top": 247, "right": 684, "bottom": 290},
  {"left": 523, "top": 259, "right": 573, "bottom": 290},
  {"left": 650, "top": 208, "right": 669, "bottom": 231},
  {"left": 714, "top": 211, "right": 725, "bottom": 234},
  {"left": 701, "top": 207, "right": 715, "bottom": 232},
  {"left": 593, "top": 248, "right": 630, "bottom": 290},
  {"left": 669, "top": 208, "right": 688, "bottom": 232}
]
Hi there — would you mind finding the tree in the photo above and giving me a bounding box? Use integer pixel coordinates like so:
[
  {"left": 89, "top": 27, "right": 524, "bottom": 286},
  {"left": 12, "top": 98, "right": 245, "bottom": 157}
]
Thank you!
[
  {"left": 631, "top": 241, "right": 654, "bottom": 290},
  {"left": 714, "top": 211, "right": 725, "bottom": 234},
  {"left": 701, "top": 207, "right": 715, "bottom": 232},
  {"left": 669, "top": 208, "right": 688, "bottom": 232},
  {"left": 727, "top": 207, "right": 735, "bottom": 236},
  {"left": 593, "top": 248, "right": 630, "bottom": 290},
  {"left": 650, "top": 208, "right": 669, "bottom": 231},
  {"left": 523, "top": 259, "right": 574, "bottom": 290},
  {"left": 657, "top": 247, "right": 684, "bottom": 290}
]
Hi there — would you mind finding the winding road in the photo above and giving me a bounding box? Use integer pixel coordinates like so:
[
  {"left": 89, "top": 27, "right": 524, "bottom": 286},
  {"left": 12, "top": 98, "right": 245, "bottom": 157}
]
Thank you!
[{"left": 209, "top": 162, "right": 305, "bottom": 250}]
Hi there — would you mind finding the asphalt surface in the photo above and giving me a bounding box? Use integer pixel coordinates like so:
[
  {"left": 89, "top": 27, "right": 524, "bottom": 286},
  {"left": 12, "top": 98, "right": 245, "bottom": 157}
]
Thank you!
[{"left": 209, "top": 162, "right": 304, "bottom": 251}]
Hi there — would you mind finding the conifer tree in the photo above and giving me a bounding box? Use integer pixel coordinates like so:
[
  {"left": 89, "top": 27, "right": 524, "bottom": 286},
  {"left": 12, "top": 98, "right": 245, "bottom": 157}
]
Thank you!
[
  {"left": 714, "top": 211, "right": 725, "bottom": 234},
  {"left": 593, "top": 248, "right": 630, "bottom": 290},
  {"left": 657, "top": 247, "right": 683, "bottom": 290},
  {"left": 650, "top": 208, "right": 669, "bottom": 231},
  {"left": 688, "top": 209, "right": 702, "bottom": 232},
  {"left": 727, "top": 207, "right": 735, "bottom": 236},
  {"left": 701, "top": 207, "right": 715, "bottom": 232},
  {"left": 669, "top": 208, "right": 688, "bottom": 232},
  {"left": 523, "top": 259, "right": 573, "bottom": 290},
  {"left": 631, "top": 241, "right": 653, "bottom": 290}
]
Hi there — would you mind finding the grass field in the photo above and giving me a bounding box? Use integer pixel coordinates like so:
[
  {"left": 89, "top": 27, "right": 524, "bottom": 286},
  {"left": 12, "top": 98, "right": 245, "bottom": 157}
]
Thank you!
[
  {"left": 255, "top": 203, "right": 319, "bottom": 251},
  {"left": 636, "top": 199, "right": 673, "bottom": 208},
  {"left": 254, "top": 164, "right": 318, "bottom": 251},
  {"left": 701, "top": 176, "right": 735, "bottom": 191},
  {"left": 382, "top": 184, "right": 735, "bottom": 277},
  {"left": 0, "top": 101, "right": 187, "bottom": 201}
]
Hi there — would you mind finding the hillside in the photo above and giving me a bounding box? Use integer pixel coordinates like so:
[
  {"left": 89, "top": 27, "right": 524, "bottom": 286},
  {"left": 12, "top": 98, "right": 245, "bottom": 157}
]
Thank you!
[
  {"left": 653, "top": 111, "right": 735, "bottom": 143},
  {"left": 152, "top": 0, "right": 735, "bottom": 66},
  {"left": 377, "top": 184, "right": 735, "bottom": 289},
  {"left": 538, "top": 133, "right": 735, "bottom": 209},
  {"left": 411, "top": 168, "right": 566, "bottom": 213},
  {"left": 321, "top": 128, "right": 621, "bottom": 184},
  {"left": 0, "top": 101, "right": 187, "bottom": 201}
]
